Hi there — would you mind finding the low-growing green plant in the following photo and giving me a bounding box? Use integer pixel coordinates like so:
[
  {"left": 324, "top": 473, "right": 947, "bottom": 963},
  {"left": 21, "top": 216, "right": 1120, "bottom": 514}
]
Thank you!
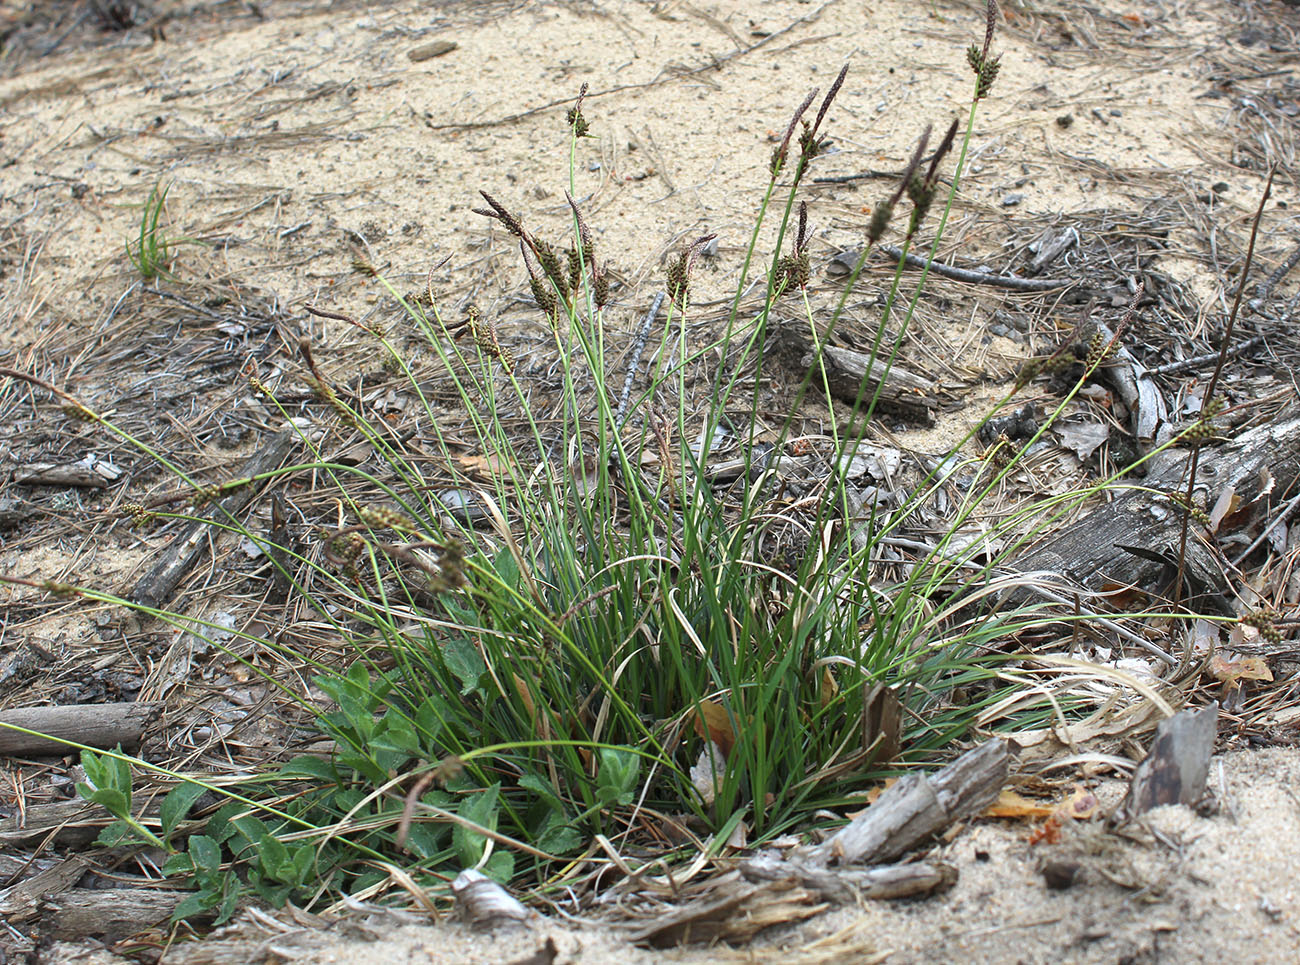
[
  {"left": 8, "top": 0, "right": 1228, "bottom": 924},
  {"left": 126, "top": 182, "right": 175, "bottom": 280}
]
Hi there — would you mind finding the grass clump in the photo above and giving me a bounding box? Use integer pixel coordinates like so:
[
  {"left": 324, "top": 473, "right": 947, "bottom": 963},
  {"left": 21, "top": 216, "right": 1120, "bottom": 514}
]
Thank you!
[
  {"left": 9, "top": 0, "right": 1214, "bottom": 924},
  {"left": 125, "top": 181, "right": 175, "bottom": 281}
]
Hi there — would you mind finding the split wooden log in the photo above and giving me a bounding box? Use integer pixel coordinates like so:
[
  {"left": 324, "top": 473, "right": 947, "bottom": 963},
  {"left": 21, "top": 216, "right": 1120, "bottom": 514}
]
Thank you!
[
  {"left": 740, "top": 853, "right": 957, "bottom": 902},
  {"left": 0, "top": 702, "right": 161, "bottom": 757},
  {"left": 0, "top": 800, "right": 114, "bottom": 848},
  {"left": 810, "top": 738, "right": 1012, "bottom": 865},
  {"left": 132, "top": 427, "right": 300, "bottom": 608},
  {"left": 1012, "top": 406, "right": 1300, "bottom": 614},
  {"left": 768, "top": 318, "right": 937, "bottom": 425},
  {"left": 40, "top": 888, "right": 198, "bottom": 941}
]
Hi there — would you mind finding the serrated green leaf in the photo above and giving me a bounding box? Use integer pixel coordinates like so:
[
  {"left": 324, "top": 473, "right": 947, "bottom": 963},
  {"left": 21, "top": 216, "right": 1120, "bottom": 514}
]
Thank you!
[
  {"left": 278, "top": 756, "right": 340, "bottom": 783},
  {"left": 94, "top": 818, "right": 133, "bottom": 848},
  {"left": 189, "top": 835, "right": 222, "bottom": 875},
  {"left": 441, "top": 636, "right": 486, "bottom": 696},
  {"left": 452, "top": 784, "right": 500, "bottom": 868},
  {"left": 161, "top": 781, "right": 207, "bottom": 838},
  {"left": 258, "top": 833, "right": 289, "bottom": 880},
  {"left": 171, "top": 889, "right": 217, "bottom": 923}
]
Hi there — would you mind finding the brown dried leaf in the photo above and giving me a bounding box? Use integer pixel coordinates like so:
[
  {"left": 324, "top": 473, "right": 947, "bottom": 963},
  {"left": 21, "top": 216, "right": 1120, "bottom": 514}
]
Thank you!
[{"left": 691, "top": 698, "right": 736, "bottom": 756}]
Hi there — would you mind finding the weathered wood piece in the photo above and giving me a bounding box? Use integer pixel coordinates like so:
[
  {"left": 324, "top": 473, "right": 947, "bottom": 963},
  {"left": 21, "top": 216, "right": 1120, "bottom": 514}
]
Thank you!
[
  {"left": 0, "top": 856, "right": 90, "bottom": 924},
  {"left": 769, "top": 319, "right": 937, "bottom": 424},
  {"left": 740, "top": 853, "right": 957, "bottom": 902},
  {"left": 0, "top": 702, "right": 161, "bottom": 757},
  {"left": 811, "top": 738, "right": 1011, "bottom": 865},
  {"left": 1013, "top": 406, "right": 1300, "bottom": 612},
  {"left": 630, "top": 877, "right": 825, "bottom": 948},
  {"left": 0, "top": 799, "right": 159, "bottom": 848},
  {"left": 1092, "top": 318, "right": 1167, "bottom": 443},
  {"left": 132, "top": 427, "right": 300, "bottom": 607},
  {"left": 40, "top": 888, "right": 195, "bottom": 941},
  {"left": 1114, "top": 702, "right": 1219, "bottom": 823}
]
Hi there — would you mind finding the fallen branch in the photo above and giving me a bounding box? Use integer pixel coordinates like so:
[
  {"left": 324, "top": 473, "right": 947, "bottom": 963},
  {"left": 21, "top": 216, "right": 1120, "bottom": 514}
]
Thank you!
[
  {"left": 877, "top": 245, "right": 1074, "bottom": 293},
  {"left": 132, "top": 427, "right": 300, "bottom": 608},
  {"left": 0, "top": 702, "right": 161, "bottom": 757}
]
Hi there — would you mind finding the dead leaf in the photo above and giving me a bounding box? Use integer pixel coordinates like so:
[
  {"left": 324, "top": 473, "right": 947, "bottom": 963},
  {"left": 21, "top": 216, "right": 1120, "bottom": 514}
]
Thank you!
[
  {"left": 984, "top": 789, "right": 1055, "bottom": 820},
  {"left": 1208, "top": 655, "right": 1272, "bottom": 684},
  {"left": 1207, "top": 486, "right": 1238, "bottom": 533},
  {"left": 692, "top": 698, "right": 736, "bottom": 756},
  {"left": 690, "top": 742, "right": 725, "bottom": 806},
  {"left": 456, "top": 453, "right": 512, "bottom": 477},
  {"left": 1056, "top": 421, "right": 1110, "bottom": 460},
  {"left": 820, "top": 667, "right": 839, "bottom": 709}
]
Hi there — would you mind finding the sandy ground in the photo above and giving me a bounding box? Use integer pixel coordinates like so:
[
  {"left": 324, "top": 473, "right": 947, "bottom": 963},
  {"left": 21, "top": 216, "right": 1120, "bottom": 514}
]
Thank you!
[
  {"left": 3, "top": 0, "right": 1300, "bottom": 961},
  {"left": 48, "top": 746, "right": 1300, "bottom": 963}
]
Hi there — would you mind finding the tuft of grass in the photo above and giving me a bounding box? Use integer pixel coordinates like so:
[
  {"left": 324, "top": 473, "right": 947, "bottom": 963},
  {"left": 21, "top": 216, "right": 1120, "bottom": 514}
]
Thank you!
[
  {"left": 126, "top": 182, "right": 175, "bottom": 281},
  {"left": 5, "top": 0, "right": 1227, "bottom": 925}
]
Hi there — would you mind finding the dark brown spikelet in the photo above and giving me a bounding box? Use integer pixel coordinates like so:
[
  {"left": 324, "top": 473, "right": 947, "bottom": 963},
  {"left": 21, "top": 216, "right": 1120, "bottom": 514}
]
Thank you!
[
  {"left": 771, "top": 88, "right": 818, "bottom": 178},
  {"left": 778, "top": 201, "right": 813, "bottom": 292},
  {"left": 866, "top": 200, "right": 895, "bottom": 244},
  {"left": 967, "top": 1, "right": 1002, "bottom": 100},
  {"left": 666, "top": 249, "right": 690, "bottom": 309},
  {"left": 533, "top": 237, "right": 570, "bottom": 300},
  {"left": 565, "top": 191, "right": 597, "bottom": 267},
  {"left": 566, "top": 82, "right": 590, "bottom": 137},
  {"left": 522, "top": 243, "right": 559, "bottom": 321},
  {"left": 566, "top": 246, "right": 583, "bottom": 293},
  {"left": 796, "top": 64, "right": 849, "bottom": 177},
  {"left": 666, "top": 234, "right": 717, "bottom": 310},
  {"left": 593, "top": 267, "right": 610, "bottom": 308},
  {"left": 473, "top": 191, "right": 525, "bottom": 238}
]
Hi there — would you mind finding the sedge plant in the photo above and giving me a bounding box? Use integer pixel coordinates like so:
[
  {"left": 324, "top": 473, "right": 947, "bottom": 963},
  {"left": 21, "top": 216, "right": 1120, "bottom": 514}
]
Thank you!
[{"left": 2, "top": 0, "right": 1232, "bottom": 921}]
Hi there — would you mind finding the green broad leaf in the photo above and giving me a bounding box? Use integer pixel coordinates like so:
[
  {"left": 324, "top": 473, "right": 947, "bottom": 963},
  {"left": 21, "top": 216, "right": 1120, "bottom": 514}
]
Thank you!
[
  {"left": 85, "top": 787, "right": 129, "bottom": 817},
  {"left": 452, "top": 784, "right": 500, "bottom": 868},
  {"left": 536, "top": 816, "right": 583, "bottom": 856},
  {"left": 402, "top": 821, "right": 450, "bottom": 859},
  {"left": 215, "top": 884, "right": 241, "bottom": 925},
  {"left": 596, "top": 747, "right": 641, "bottom": 807},
  {"left": 518, "top": 772, "right": 566, "bottom": 815},
  {"left": 290, "top": 845, "right": 315, "bottom": 886},
  {"left": 258, "top": 833, "right": 290, "bottom": 881},
  {"left": 278, "top": 756, "right": 340, "bottom": 783},
  {"left": 171, "top": 889, "right": 218, "bottom": 923},
  {"left": 162, "top": 852, "right": 194, "bottom": 876},
  {"left": 482, "top": 849, "right": 515, "bottom": 884},
  {"left": 205, "top": 802, "right": 242, "bottom": 845},
  {"left": 189, "top": 835, "right": 222, "bottom": 876},
  {"left": 94, "top": 818, "right": 133, "bottom": 848},
  {"left": 161, "top": 781, "right": 208, "bottom": 838},
  {"left": 441, "top": 636, "right": 486, "bottom": 696}
]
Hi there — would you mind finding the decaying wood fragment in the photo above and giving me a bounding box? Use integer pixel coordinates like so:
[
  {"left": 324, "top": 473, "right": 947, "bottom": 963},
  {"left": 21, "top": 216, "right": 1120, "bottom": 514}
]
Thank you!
[
  {"left": 40, "top": 888, "right": 194, "bottom": 941},
  {"left": 132, "top": 427, "right": 301, "bottom": 608},
  {"left": 740, "top": 853, "right": 956, "bottom": 902},
  {"left": 1114, "top": 702, "right": 1218, "bottom": 823},
  {"left": 0, "top": 855, "right": 90, "bottom": 924},
  {"left": 811, "top": 738, "right": 1011, "bottom": 865},
  {"left": 768, "top": 318, "right": 937, "bottom": 424},
  {"left": 1091, "top": 318, "right": 1166, "bottom": 443},
  {"left": 0, "top": 799, "right": 156, "bottom": 848},
  {"left": 1013, "top": 406, "right": 1300, "bottom": 612},
  {"left": 630, "top": 876, "right": 826, "bottom": 948},
  {"left": 0, "top": 702, "right": 161, "bottom": 757}
]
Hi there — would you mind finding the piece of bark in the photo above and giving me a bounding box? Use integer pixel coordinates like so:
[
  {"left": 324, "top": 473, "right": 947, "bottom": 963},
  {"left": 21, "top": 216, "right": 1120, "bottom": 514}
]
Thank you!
[
  {"left": 811, "top": 738, "right": 1011, "bottom": 865},
  {"left": 630, "top": 876, "right": 825, "bottom": 948},
  {"left": 132, "top": 428, "right": 301, "bottom": 608},
  {"left": 1114, "top": 702, "right": 1219, "bottom": 823},
  {"left": 0, "top": 799, "right": 152, "bottom": 848},
  {"left": 12, "top": 462, "right": 115, "bottom": 488},
  {"left": 1012, "top": 407, "right": 1300, "bottom": 613},
  {"left": 0, "top": 855, "right": 90, "bottom": 923},
  {"left": 0, "top": 702, "right": 161, "bottom": 757},
  {"left": 740, "top": 852, "right": 957, "bottom": 902},
  {"left": 40, "top": 888, "right": 195, "bottom": 941},
  {"left": 768, "top": 318, "right": 937, "bottom": 425},
  {"left": 1091, "top": 318, "right": 1167, "bottom": 443}
]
